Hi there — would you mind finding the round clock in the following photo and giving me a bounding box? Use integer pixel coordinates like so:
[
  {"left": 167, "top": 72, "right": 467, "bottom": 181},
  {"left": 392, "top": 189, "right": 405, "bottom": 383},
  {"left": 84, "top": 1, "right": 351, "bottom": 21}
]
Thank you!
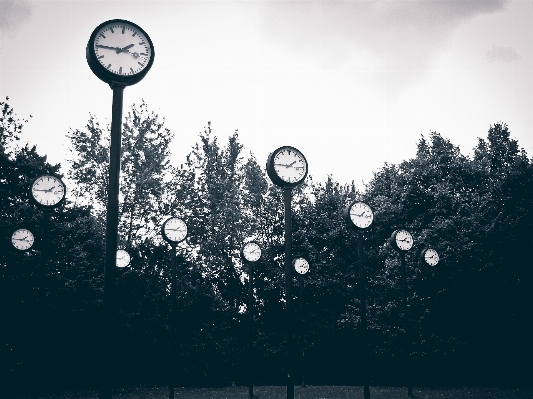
[
  {"left": 87, "top": 19, "right": 154, "bottom": 87},
  {"left": 11, "top": 228, "right": 34, "bottom": 251},
  {"left": 266, "top": 146, "right": 308, "bottom": 188},
  {"left": 293, "top": 257, "right": 309, "bottom": 275},
  {"left": 241, "top": 241, "right": 261, "bottom": 263},
  {"left": 30, "top": 175, "right": 66, "bottom": 208},
  {"left": 344, "top": 201, "right": 373, "bottom": 229},
  {"left": 422, "top": 248, "right": 439, "bottom": 266},
  {"left": 116, "top": 249, "right": 131, "bottom": 268},
  {"left": 389, "top": 229, "right": 413, "bottom": 252},
  {"left": 161, "top": 217, "right": 187, "bottom": 244}
]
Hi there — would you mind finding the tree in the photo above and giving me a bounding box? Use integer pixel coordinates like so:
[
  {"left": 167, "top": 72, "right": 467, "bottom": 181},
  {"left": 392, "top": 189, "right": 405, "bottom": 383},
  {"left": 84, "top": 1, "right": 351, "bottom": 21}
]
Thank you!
[{"left": 68, "top": 100, "right": 174, "bottom": 247}]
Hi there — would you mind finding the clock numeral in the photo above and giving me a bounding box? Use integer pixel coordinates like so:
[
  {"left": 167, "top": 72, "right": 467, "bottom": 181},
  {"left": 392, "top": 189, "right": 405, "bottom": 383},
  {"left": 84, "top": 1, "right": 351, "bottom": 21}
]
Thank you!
[
  {"left": 130, "top": 67, "right": 134, "bottom": 74},
  {"left": 140, "top": 53, "right": 147, "bottom": 56},
  {"left": 119, "top": 67, "right": 122, "bottom": 75},
  {"left": 107, "top": 64, "right": 112, "bottom": 70},
  {"left": 99, "top": 33, "right": 106, "bottom": 39},
  {"left": 139, "top": 41, "right": 145, "bottom": 45},
  {"left": 132, "top": 31, "right": 137, "bottom": 37},
  {"left": 110, "top": 27, "right": 114, "bottom": 33},
  {"left": 138, "top": 62, "right": 144, "bottom": 67},
  {"left": 122, "top": 26, "right": 125, "bottom": 34},
  {"left": 97, "top": 55, "right": 104, "bottom": 59}
]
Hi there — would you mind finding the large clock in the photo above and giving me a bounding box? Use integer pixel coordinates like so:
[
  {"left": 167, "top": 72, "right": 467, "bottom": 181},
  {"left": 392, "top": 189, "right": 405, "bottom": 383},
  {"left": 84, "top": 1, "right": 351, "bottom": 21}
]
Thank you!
[
  {"left": 161, "top": 217, "right": 187, "bottom": 245},
  {"left": 116, "top": 249, "right": 131, "bottom": 268},
  {"left": 389, "top": 229, "right": 414, "bottom": 252},
  {"left": 343, "top": 201, "right": 373, "bottom": 230},
  {"left": 87, "top": 19, "right": 154, "bottom": 87},
  {"left": 293, "top": 257, "right": 309, "bottom": 275},
  {"left": 421, "top": 248, "right": 439, "bottom": 266},
  {"left": 11, "top": 228, "right": 34, "bottom": 251},
  {"left": 30, "top": 175, "right": 66, "bottom": 208},
  {"left": 241, "top": 241, "right": 261, "bottom": 263},
  {"left": 266, "top": 146, "right": 308, "bottom": 188}
]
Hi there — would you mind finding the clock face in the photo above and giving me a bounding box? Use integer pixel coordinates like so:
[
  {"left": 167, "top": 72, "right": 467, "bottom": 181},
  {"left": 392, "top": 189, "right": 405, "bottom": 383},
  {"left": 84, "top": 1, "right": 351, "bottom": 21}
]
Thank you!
[
  {"left": 294, "top": 258, "right": 309, "bottom": 275},
  {"left": 162, "top": 217, "right": 187, "bottom": 244},
  {"left": 116, "top": 249, "right": 131, "bottom": 268},
  {"left": 395, "top": 229, "right": 413, "bottom": 251},
  {"left": 11, "top": 229, "right": 34, "bottom": 251},
  {"left": 349, "top": 202, "right": 373, "bottom": 229},
  {"left": 267, "top": 146, "right": 308, "bottom": 187},
  {"left": 93, "top": 21, "right": 153, "bottom": 77},
  {"left": 242, "top": 242, "right": 261, "bottom": 262},
  {"left": 424, "top": 248, "right": 439, "bottom": 266},
  {"left": 31, "top": 175, "right": 65, "bottom": 207}
]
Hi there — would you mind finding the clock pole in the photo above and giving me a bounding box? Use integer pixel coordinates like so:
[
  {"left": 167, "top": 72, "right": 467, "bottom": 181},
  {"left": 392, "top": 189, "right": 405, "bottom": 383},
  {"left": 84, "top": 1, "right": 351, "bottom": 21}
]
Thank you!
[
  {"left": 169, "top": 243, "right": 177, "bottom": 399},
  {"left": 101, "top": 83, "right": 125, "bottom": 399},
  {"left": 283, "top": 188, "right": 295, "bottom": 399},
  {"left": 399, "top": 251, "right": 413, "bottom": 397},
  {"left": 248, "top": 259, "right": 254, "bottom": 399},
  {"left": 358, "top": 230, "right": 370, "bottom": 399}
]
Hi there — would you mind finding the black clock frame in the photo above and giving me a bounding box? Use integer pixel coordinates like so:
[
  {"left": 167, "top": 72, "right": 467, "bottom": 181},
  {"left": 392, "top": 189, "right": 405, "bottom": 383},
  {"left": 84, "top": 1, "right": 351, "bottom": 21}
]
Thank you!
[
  {"left": 388, "top": 229, "right": 413, "bottom": 252},
  {"left": 29, "top": 175, "right": 66, "bottom": 209},
  {"left": 86, "top": 19, "right": 155, "bottom": 87},
  {"left": 421, "top": 248, "right": 439, "bottom": 266},
  {"left": 266, "top": 145, "right": 308, "bottom": 189},
  {"left": 240, "top": 241, "right": 261, "bottom": 263},
  {"left": 343, "top": 200, "right": 373, "bottom": 231},
  {"left": 161, "top": 217, "right": 187, "bottom": 245}
]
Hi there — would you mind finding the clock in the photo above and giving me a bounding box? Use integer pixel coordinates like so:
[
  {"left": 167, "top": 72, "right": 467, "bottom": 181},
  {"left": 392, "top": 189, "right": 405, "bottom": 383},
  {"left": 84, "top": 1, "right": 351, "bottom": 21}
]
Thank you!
[
  {"left": 422, "top": 248, "right": 439, "bottom": 266},
  {"left": 344, "top": 201, "right": 373, "bottom": 229},
  {"left": 11, "top": 229, "right": 34, "bottom": 251},
  {"left": 389, "top": 229, "right": 413, "bottom": 252},
  {"left": 87, "top": 19, "right": 154, "bottom": 87},
  {"left": 266, "top": 146, "right": 308, "bottom": 188},
  {"left": 30, "top": 175, "right": 66, "bottom": 208},
  {"left": 116, "top": 249, "right": 131, "bottom": 268},
  {"left": 161, "top": 217, "right": 187, "bottom": 244},
  {"left": 293, "top": 257, "right": 309, "bottom": 275},
  {"left": 241, "top": 241, "right": 261, "bottom": 263}
]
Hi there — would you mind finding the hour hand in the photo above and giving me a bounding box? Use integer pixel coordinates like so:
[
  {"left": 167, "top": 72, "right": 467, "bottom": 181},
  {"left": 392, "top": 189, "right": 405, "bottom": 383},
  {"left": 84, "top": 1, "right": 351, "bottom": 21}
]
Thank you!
[{"left": 118, "top": 44, "right": 135, "bottom": 53}]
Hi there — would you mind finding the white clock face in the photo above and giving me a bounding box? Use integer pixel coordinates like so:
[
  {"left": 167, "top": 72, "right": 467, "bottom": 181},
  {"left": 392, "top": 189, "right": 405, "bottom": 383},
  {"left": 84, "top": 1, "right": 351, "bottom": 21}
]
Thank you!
[
  {"left": 424, "top": 248, "right": 439, "bottom": 266},
  {"left": 93, "top": 22, "right": 152, "bottom": 77},
  {"left": 243, "top": 242, "right": 261, "bottom": 262},
  {"left": 395, "top": 229, "right": 413, "bottom": 251},
  {"left": 12, "top": 229, "right": 34, "bottom": 251},
  {"left": 31, "top": 175, "right": 65, "bottom": 207},
  {"left": 273, "top": 147, "right": 307, "bottom": 184},
  {"left": 116, "top": 249, "right": 131, "bottom": 268},
  {"left": 294, "top": 258, "right": 309, "bottom": 275},
  {"left": 163, "top": 218, "right": 187, "bottom": 243},
  {"left": 349, "top": 202, "right": 373, "bottom": 229}
]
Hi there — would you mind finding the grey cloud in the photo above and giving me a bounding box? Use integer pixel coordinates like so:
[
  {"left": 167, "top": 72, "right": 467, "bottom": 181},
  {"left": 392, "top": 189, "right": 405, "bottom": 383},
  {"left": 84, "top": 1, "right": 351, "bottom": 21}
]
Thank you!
[
  {"left": 258, "top": 0, "right": 510, "bottom": 87},
  {"left": 0, "top": 0, "right": 34, "bottom": 39},
  {"left": 485, "top": 44, "right": 521, "bottom": 62}
]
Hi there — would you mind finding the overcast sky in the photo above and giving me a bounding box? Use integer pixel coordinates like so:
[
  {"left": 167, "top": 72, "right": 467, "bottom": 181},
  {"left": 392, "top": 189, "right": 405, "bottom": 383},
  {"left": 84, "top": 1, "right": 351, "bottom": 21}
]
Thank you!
[{"left": 1, "top": 0, "right": 532, "bottom": 187}]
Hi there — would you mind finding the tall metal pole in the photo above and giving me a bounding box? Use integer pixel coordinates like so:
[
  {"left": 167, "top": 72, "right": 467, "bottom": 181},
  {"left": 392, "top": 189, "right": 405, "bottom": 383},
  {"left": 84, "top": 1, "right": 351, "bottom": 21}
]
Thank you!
[
  {"left": 248, "top": 262, "right": 254, "bottom": 399},
  {"left": 299, "top": 273, "right": 305, "bottom": 387},
  {"left": 169, "top": 243, "right": 177, "bottom": 399},
  {"left": 400, "top": 252, "right": 412, "bottom": 397},
  {"left": 31, "top": 209, "right": 51, "bottom": 399},
  {"left": 358, "top": 231, "right": 370, "bottom": 399},
  {"left": 100, "top": 84, "right": 125, "bottom": 399},
  {"left": 283, "top": 188, "right": 294, "bottom": 399}
]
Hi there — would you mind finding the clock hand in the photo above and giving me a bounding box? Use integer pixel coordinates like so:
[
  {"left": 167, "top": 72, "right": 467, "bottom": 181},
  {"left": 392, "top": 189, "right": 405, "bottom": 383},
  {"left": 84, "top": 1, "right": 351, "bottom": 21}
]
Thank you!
[
  {"left": 119, "top": 44, "right": 134, "bottom": 52},
  {"left": 96, "top": 44, "right": 123, "bottom": 51}
]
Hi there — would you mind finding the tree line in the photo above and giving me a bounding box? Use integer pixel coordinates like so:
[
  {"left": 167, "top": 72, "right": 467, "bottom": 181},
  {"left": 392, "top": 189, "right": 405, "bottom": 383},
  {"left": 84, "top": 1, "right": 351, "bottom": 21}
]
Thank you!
[{"left": 1, "top": 97, "right": 532, "bottom": 393}]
